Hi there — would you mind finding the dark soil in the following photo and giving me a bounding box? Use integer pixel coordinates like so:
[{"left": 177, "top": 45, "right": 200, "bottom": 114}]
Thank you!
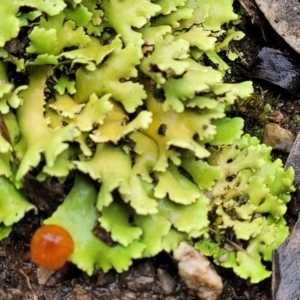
[
  {"left": 2, "top": 2, "right": 300, "bottom": 300},
  {"left": 0, "top": 213, "right": 198, "bottom": 300}
]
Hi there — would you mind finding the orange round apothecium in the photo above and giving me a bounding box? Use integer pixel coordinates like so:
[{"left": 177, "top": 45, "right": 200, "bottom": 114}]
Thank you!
[{"left": 30, "top": 224, "right": 74, "bottom": 270}]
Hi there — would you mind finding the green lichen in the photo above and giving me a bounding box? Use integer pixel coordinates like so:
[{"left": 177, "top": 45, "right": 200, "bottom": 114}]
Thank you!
[
  {"left": 0, "top": 0, "right": 295, "bottom": 284},
  {"left": 15, "top": 66, "right": 80, "bottom": 180}
]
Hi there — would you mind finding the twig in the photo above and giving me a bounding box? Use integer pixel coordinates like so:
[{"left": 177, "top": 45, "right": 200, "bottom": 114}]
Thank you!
[
  {"left": 208, "top": 226, "right": 253, "bottom": 258},
  {"left": 19, "top": 269, "right": 38, "bottom": 300}
]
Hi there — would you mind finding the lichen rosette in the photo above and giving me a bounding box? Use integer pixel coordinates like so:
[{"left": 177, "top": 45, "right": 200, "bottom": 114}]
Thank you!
[{"left": 0, "top": 0, "right": 294, "bottom": 283}]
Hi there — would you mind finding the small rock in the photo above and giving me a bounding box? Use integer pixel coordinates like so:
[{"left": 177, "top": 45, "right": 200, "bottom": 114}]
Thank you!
[
  {"left": 126, "top": 276, "right": 154, "bottom": 292},
  {"left": 75, "top": 292, "right": 92, "bottom": 300},
  {"left": 45, "top": 271, "right": 64, "bottom": 287},
  {"left": 263, "top": 123, "right": 294, "bottom": 152},
  {"left": 157, "top": 268, "right": 176, "bottom": 295},
  {"left": 173, "top": 242, "right": 223, "bottom": 300},
  {"left": 268, "top": 110, "right": 284, "bottom": 124},
  {"left": 74, "top": 284, "right": 93, "bottom": 300},
  {"left": 36, "top": 267, "right": 55, "bottom": 285},
  {"left": 122, "top": 262, "right": 156, "bottom": 292},
  {"left": 7, "top": 288, "right": 24, "bottom": 297},
  {"left": 96, "top": 270, "right": 115, "bottom": 286},
  {"left": 122, "top": 292, "right": 137, "bottom": 300}
]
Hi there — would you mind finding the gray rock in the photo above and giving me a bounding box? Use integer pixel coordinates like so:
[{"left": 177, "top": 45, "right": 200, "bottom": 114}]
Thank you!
[{"left": 255, "top": 0, "right": 300, "bottom": 54}]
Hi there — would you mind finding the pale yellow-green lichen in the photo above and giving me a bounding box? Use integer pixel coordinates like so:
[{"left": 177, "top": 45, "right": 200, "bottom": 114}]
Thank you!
[
  {"left": 90, "top": 101, "right": 152, "bottom": 144},
  {"left": 101, "top": 0, "right": 161, "bottom": 46},
  {"left": 15, "top": 67, "right": 80, "bottom": 180},
  {"left": 74, "top": 43, "right": 146, "bottom": 112},
  {"left": 0, "top": 0, "right": 295, "bottom": 284}
]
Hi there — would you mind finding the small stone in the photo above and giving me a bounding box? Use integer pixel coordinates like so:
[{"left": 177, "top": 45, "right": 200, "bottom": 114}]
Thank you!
[
  {"left": 75, "top": 293, "right": 92, "bottom": 300},
  {"left": 173, "top": 242, "right": 223, "bottom": 300},
  {"left": 263, "top": 123, "right": 294, "bottom": 152},
  {"left": 7, "top": 288, "right": 24, "bottom": 297},
  {"left": 126, "top": 276, "right": 154, "bottom": 292},
  {"left": 122, "top": 262, "right": 156, "bottom": 292},
  {"left": 74, "top": 284, "right": 92, "bottom": 300},
  {"left": 36, "top": 267, "right": 55, "bottom": 285},
  {"left": 157, "top": 269, "right": 176, "bottom": 295},
  {"left": 45, "top": 271, "right": 63, "bottom": 287},
  {"left": 268, "top": 110, "right": 284, "bottom": 124},
  {"left": 122, "top": 292, "right": 137, "bottom": 300}
]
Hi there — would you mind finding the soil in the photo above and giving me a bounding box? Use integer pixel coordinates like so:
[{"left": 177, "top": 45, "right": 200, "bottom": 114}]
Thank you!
[{"left": 2, "top": 2, "right": 300, "bottom": 300}]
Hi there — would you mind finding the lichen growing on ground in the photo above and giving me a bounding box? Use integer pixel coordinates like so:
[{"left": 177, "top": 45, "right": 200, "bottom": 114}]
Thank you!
[{"left": 0, "top": 0, "right": 295, "bottom": 283}]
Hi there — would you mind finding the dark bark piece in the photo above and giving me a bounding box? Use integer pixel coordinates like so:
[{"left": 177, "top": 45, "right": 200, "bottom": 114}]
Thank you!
[
  {"left": 251, "top": 47, "right": 300, "bottom": 94},
  {"left": 254, "top": 0, "right": 300, "bottom": 54},
  {"left": 285, "top": 132, "right": 300, "bottom": 187},
  {"left": 272, "top": 132, "right": 300, "bottom": 299},
  {"left": 285, "top": 132, "right": 300, "bottom": 217},
  {"left": 272, "top": 216, "right": 300, "bottom": 300}
]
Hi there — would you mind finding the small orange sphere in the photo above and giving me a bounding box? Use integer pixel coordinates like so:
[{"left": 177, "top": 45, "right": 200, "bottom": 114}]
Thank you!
[{"left": 30, "top": 224, "right": 74, "bottom": 270}]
